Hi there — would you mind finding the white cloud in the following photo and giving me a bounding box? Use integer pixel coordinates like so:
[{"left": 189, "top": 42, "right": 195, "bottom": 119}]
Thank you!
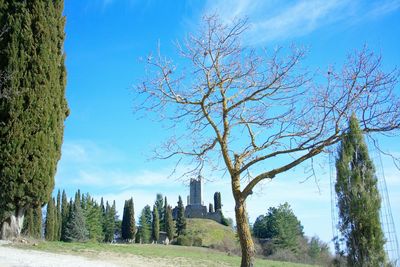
[{"left": 201, "top": 0, "right": 400, "bottom": 44}]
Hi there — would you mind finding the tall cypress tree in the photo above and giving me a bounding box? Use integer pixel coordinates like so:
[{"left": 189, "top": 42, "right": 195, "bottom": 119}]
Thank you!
[
  {"left": 45, "top": 198, "right": 56, "bottom": 241},
  {"left": 0, "top": 0, "right": 68, "bottom": 239},
  {"left": 121, "top": 200, "right": 128, "bottom": 240},
  {"left": 163, "top": 197, "right": 168, "bottom": 232},
  {"left": 175, "top": 196, "right": 186, "bottom": 236},
  {"left": 214, "top": 192, "right": 222, "bottom": 211},
  {"left": 55, "top": 190, "right": 61, "bottom": 241},
  {"left": 127, "top": 198, "right": 136, "bottom": 241},
  {"left": 60, "top": 190, "right": 69, "bottom": 241},
  {"left": 165, "top": 206, "right": 174, "bottom": 241},
  {"left": 155, "top": 194, "right": 164, "bottom": 231},
  {"left": 152, "top": 205, "right": 160, "bottom": 243},
  {"left": 22, "top": 206, "right": 42, "bottom": 239},
  {"left": 335, "top": 115, "right": 387, "bottom": 266}
]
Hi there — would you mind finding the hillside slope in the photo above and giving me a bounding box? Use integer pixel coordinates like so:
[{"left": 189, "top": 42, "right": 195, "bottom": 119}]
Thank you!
[{"left": 185, "top": 218, "right": 238, "bottom": 249}]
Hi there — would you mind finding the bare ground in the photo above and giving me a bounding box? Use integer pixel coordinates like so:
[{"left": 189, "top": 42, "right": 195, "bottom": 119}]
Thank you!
[{"left": 0, "top": 241, "right": 180, "bottom": 267}]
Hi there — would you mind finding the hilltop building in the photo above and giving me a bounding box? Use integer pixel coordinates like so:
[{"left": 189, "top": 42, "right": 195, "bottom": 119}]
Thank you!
[{"left": 173, "top": 176, "right": 222, "bottom": 224}]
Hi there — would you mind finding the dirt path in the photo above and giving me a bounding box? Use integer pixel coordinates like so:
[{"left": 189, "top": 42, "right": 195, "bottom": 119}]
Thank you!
[{"left": 0, "top": 241, "right": 170, "bottom": 267}]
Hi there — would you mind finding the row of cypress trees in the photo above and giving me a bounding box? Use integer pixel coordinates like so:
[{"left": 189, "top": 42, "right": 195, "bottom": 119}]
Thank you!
[
  {"left": 23, "top": 191, "right": 185, "bottom": 244},
  {"left": 23, "top": 189, "right": 117, "bottom": 242},
  {"left": 122, "top": 194, "right": 180, "bottom": 244}
]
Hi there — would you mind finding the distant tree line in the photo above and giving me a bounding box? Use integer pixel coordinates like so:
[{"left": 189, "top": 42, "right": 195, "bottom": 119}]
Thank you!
[
  {"left": 253, "top": 202, "right": 332, "bottom": 266},
  {"left": 22, "top": 191, "right": 183, "bottom": 244}
]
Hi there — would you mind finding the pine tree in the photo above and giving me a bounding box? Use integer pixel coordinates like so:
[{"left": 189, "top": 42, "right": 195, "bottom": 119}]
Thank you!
[
  {"left": 165, "top": 206, "right": 174, "bottom": 241},
  {"left": 176, "top": 196, "right": 186, "bottom": 236},
  {"left": 152, "top": 205, "right": 160, "bottom": 243},
  {"left": 84, "top": 194, "right": 103, "bottom": 242},
  {"left": 103, "top": 201, "right": 116, "bottom": 242},
  {"left": 335, "top": 115, "right": 387, "bottom": 266},
  {"left": 61, "top": 190, "right": 69, "bottom": 241},
  {"left": 45, "top": 198, "right": 56, "bottom": 241},
  {"left": 64, "top": 198, "right": 88, "bottom": 242},
  {"left": 139, "top": 205, "right": 151, "bottom": 243},
  {"left": 214, "top": 192, "right": 222, "bottom": 211},
  {"left": 0, "top": 0, "right": 68, "bottom": 238},
  {"left": 155, "top": 194, "right": 164, "bottom": 231}
]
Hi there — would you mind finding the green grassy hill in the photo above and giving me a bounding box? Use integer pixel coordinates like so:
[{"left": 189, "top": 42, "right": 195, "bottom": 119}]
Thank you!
[{"left": 185, "top": 218, "right": 238, "bottom": 249}]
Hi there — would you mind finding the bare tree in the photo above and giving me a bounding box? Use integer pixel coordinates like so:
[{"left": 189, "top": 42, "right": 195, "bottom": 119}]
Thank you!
[{"left": 136, "top": 15, "right": 400, "bottom": 267}]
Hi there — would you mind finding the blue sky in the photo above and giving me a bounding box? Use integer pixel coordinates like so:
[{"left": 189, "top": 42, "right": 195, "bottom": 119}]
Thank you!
[{"left": 56, "top": 0, "right": 400, "bottom": 254}]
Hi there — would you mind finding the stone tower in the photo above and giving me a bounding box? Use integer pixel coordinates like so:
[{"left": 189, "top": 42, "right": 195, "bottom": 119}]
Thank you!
[{"left": 189, "top": 176, "right": 203, "bottom": 205}]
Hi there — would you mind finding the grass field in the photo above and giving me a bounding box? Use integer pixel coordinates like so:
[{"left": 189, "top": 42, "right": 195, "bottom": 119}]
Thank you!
[{"left": 11, "top": 241, "right": 316, "bottom": 267}]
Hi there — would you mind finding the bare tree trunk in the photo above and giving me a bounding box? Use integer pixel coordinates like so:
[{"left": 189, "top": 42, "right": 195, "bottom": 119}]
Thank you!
[
  {"left": 1, "top": 207, "right": 25, "bottom": 240},
  {"left": 232, "top": 175, "right": 255, "bottom": 267}
]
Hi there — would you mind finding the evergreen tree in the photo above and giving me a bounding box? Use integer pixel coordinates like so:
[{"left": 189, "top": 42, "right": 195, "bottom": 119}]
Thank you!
[
  {"left": 253, "top": 202, "right": 303, "bottom": 253},
  {"left": 121, "top": 198, "right": 135, "bottom": 241},
  {"left": 23, "top": 206, "right": 42, "bottom": 239},
  {"left": 127, "top": 198, "right": 136, "bottom": 241},
  {"left": 45, "top": 198, "right": 56, "bottom": 241},
  {"left": 84, "top": 194, "right": 103, "bottom": 242},
  {"left": 214, "top": 192, "right": 222, "bottom": 211},
  {"left": 209, "top": 203, "right": 214, "bottom": 213},
  {"left": 335, "top": 116, "right": 387, "bottom": 266},
  {"left": 103, "top": 201, "right": 116, "bottom": 242},
  {"left": 139, "top": 205, "right": 151, "bottom": 243},
  {"left": 22, "top": 208, "right": 34, "bottom": 237},
  {"left": 0, "top": 0, "right": 68, "bottom": 238},
  {"left": 55, "top": 190, "right": 61, "bottom": 240},
  {"left": 155, "top": 193, "right": 164, "bottom": 231},
  {"left": 121, "top": 200, "right": 128, "bottom": 240},
  {"left": 175, "top": 196, "right": 186, "bottom": 236},
  {"left": 64, "top": 198, "right": 88, "bottom": 242},
  {"left": 163, "top": 197, "right": 168, "bottom": 232},
  {"left": 152, "top": 205, "right": 160, "bottom": 243},
  {"left": 61, "top": 190, "right": 69, "bottom": 241},
  {"left": 165, "top": 206, "right": 174, "bottom": 241}
]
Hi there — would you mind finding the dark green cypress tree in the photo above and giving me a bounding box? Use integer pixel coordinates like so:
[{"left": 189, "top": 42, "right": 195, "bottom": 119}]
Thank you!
[
  {"left": 163, "top": 197, "right": 168, "bottom": 232},
  {"left": 55, "top": 190, "right": 61, "bottom": 241},
  {"left": 155, "top": 194, "right": 164, "bottom": 231},
  {"left": 214, "top": 192, "right": 222, "bottom": 211},
  {"left": 152, "top": 205, "right": 160, "bottom": 243},
  {"left": 45, "top": 198, "right": 56, "bottom": 241},
  {"left": 176, "top": 196, "right": 186, "bottom": 236},
  {"left": 121, "top": 200, "right": 128, "bottom": 240},
  {"left": 60, "top": 190, "right": 69, "bottom": 241},
  {"left": 127, "top": 198, "right": 136, "bottom": 241},
  {"left": 33, "top": 206, "right": 42, "bottom": 239},
  {"left": 23, "top": 206, "right": 42, "bottom": 239},
  {"left": 335, "top": 115, "right": 387, "bottom": 266},
  {"left": 165, "top": 206, "right": 174, "bottom": 241},
  {"left": 209, "top": 203, "right": 214, "bottom": 213},
  {"left": 0, "top": 0, "right": 68, "bottom": 239},
  {"left": 22, "top": 208, "right": 34, "bottom": 237}
]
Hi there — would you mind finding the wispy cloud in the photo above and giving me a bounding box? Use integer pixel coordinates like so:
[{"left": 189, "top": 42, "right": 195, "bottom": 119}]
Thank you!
[{"left": 202, "top": 0, "right": 400, "bottom": 44}]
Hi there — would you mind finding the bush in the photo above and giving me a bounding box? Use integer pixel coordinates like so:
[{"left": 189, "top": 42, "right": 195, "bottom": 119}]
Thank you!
[{"left": 176, "top": 235, "right": 192, "bottom": 246}]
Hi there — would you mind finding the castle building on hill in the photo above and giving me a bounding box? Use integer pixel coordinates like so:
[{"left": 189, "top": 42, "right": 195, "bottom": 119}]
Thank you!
[{"left": 173, "top": 176, "right": 223, "bottom": 224}]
